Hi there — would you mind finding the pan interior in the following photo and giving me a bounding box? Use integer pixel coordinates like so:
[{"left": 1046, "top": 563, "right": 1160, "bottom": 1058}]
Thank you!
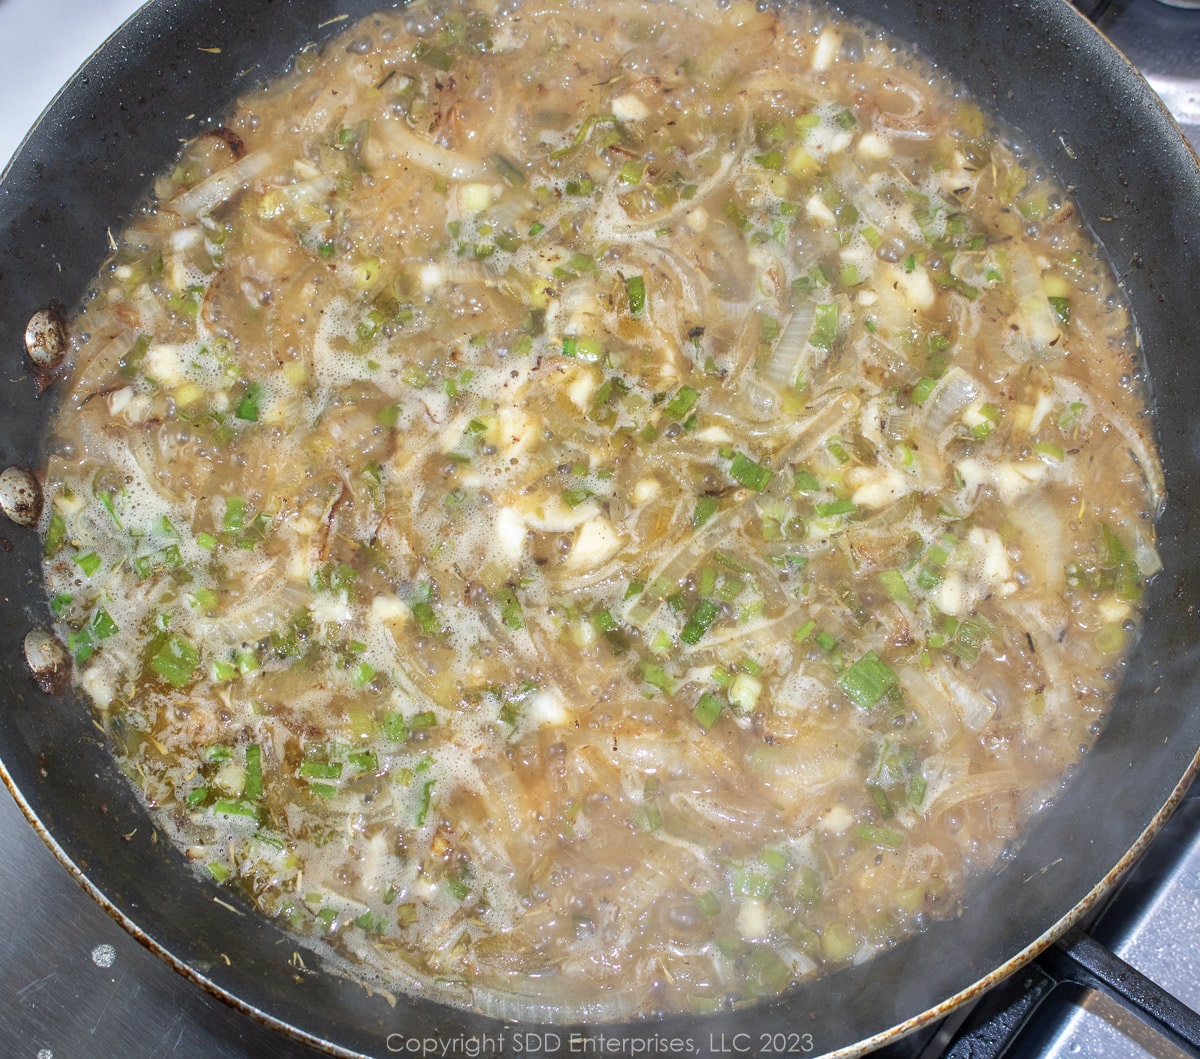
[{"left": 0, "top": 0, "right": 1197, "bottom": 1053}]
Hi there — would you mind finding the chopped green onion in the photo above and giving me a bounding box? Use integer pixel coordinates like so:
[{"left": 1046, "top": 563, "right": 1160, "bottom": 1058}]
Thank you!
[
  {"left": 96, "top": 489, "right": 122, "bottom": 529},
  {"left": 664, "top": 385, "right": 700, "bottom": 421},
  {"left": 563, "top": 485, "right": 595, "bottom": 508},
  {"left": 1034, "top": 440, "right": 1065, "bottom": 463},
  {"left": 787, "top": 868, "right": 819, "bottom": 910},
  {"left": 91, "top": 609, "right": 119, "bottom": 640},
  {"left": 868, "top": 784, "right": 894, "bottom": 819},
  {"left": 68, "top": 628, "right": 95, "bottom": 664},
  {"left": 809, "top": 303, "right": 839, "bottom": 350},
  {"left": 733, "top": 869, "right": 773, "bottom": 899},
  {"left": 412, "top": 40, "right": 453, "bottom": 70},
  {"left": 414, "top": 778, "right": 435, "bottom": 825},
  {"left": 908, "top": 775, "right": 928, "bottom": 807},
  {"left": 1099, "top": 523, "right": 1143, "bottom": 603},
  {"left": 728, "top": 671, "right": 762, "bottom": 711},
  {"left": 234, "top": 382, "right": 263, "bottom": 422},
  {"left": 1059, "top": 400, "right": 1087, "bottom": 432},
  {"left": 916, "top": 564, "right": 943, "bottom": 590},
  {"left": 693, "top": 691, "right": 724, "bottom": 730},
  {"left": 375, "top": 403, "right": 401, "bottom": 428},
  {"left": 878, "top": 570, "right": 915, "bottom": 607},
  {"left": 912, "top": 377, "right": 938, "bottom": 405},
  {"left": 299, "top": 760, "right": 343, "bottom": 780},
  {"left": 244, "top": 744, "right": 263, "bottom": 800},
  {"left": 383, "top": 711, "right": 408, "bottom": 743},
  {"left": 150, "top": 633, "right": 199, "bottom": 687},
  {"left": 222, "top": 497, "right": 246, "bottom": 534},
  {"left": 618, "top": 159, "right": 646, "bottom": 184},
  {"left": 680, "top": 599, "right": 721, "bottom": 646},
  {"left": 212, "top": 798, "right": 259, "bottom": 819},
  {"left": 693, "top": 495, "right": 719, "bottom": 528},
  {"left": 942, "top": 614, "right": 991, "bottom": 665},
  {"left": 729, "top": 452, "right": 773, "bottom": 491},
  {"left": 308, "top": 782, "right": 338, "bottom": 800},
  {"left": 836, "top": 651, "right": 898, "bottom": 710},
  {"left": 73, "top": 551, "right": 102, "bottom": 577},
  {"left": 188, "top": 587, "right": 220, "bottom": 614},
  {"left": 793, "top": 619, "right": 817, "bottom": 643},
  {"left": 815, "top": 498, "right": 855, "bottom": 518},
  {"left": 625, "top": 274, "right": 646, "bottom": 315},
  {"left": 497, "top": 587, "right": 524, "bottom": 631},
  {"left": 44, "top": 511, "right": 67, "bottom": 558},
  {"left": 488, "top": 152, "right": 525, "bottom": 186},
  {"left": 638, "top": 662, "right": 675, "bottom": 694},
  {"left": 754, "top": 149, "right": 784, "bottom": 171},
  {"left": 856, "top": 823, "right": 904, "bottom": 848},
  {"left": 794, "top": 470, "right": 820, "bottom": 493},
  {"left": 412, "top": 601, "right": 441, "bottom": 636}
]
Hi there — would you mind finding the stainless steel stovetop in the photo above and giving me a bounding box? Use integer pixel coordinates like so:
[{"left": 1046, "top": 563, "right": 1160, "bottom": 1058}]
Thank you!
[{"left": 1, "top": 1, "right": 1198, "bottom": 1057}]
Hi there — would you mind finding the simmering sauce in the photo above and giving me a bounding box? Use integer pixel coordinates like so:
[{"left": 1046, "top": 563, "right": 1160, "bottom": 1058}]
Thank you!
[{"left": 41, "top": 0, "right": 1161, "bottom": 1019}]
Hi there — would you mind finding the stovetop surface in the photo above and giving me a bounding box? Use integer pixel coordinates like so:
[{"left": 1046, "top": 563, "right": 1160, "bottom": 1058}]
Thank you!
[{"left": 1, "top": 2, "right": 1198, "bottom": 1057}]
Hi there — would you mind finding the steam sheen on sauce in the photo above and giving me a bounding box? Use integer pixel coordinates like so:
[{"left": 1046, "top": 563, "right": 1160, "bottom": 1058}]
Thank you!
[{"left": 41, "top": 0, "right": 1161, "bottom": 1019}]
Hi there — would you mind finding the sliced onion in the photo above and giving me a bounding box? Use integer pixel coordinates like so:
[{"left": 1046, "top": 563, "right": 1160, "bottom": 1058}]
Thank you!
[
  {"left": 626, "top": 243, "right": 706, "bottom": 319},
  {"left": 776, "top": 390, "right": 861, "bottom": 466},
  {"left": 598, "top": 101, "right": 750, "bottom": 234},
  {"left": 895, "top": 665, "right": 960, "bottom": 748},
  {"left": 70, "top": 330, "right": 136, "bottom": 399},
  {"left": 1051, "top": 376, "right": 1163, "bottom": 514},
  {"left": 170, "top": 150, "right": 276, "bottom": 220},
  {"left": 625, "top": 497, "right": 751, "bottom": 626},
  {"left": 124, "top": 424, "right": 185, "bottom": 505},
  {"left": 1014, "top": 493, "right": 1067, "bottom": 596},
  {"left": 759, "top": 301, "right": 816, "bottom": 391},
  {"left": 928, "top": 769, "right": 1027, "bottom": 816},
  {"left": 196, "top": 566, "right": 308, "bottom": 646},
  {"left": 1106, "top": 413, "right": 1166, "bottom": 516},
  {"left": 681, "top": 607, "right": 800, "bottom": 664},
  {"left": 373, "top": 117, "right": 487, "bottom": 180},
  {"left": 1008, "top": 245, "right": 1062, "bottom": 350},
  {"left": 1134, "top": 527, "right": 1163, "bottom": 579},
  {"left": 831, "top": 154, "right": 887, "bottom": 224},
  {"left": 1000, "top": 599, "right": 1075, "bottom": 716},
  {"left": 916, "top": 366, "right": 980, "bottom": 444},
  {"left": 927, "top": 658, "right": 996, "bottom": 731}
]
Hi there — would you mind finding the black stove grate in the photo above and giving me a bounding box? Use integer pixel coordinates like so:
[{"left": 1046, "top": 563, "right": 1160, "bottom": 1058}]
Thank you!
[{"left": 868, "top": 784, "right": 1200, "bottom": 1059}]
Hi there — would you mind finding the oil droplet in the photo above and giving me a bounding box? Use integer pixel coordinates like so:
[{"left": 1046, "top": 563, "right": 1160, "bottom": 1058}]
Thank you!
[{"left": 90, "top": 943, "right": 117, "bottom": 969}]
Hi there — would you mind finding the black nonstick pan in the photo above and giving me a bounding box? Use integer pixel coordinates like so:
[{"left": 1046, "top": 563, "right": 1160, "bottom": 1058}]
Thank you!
[{"left": 1, "top": 1, "right": 1198, "bottom": 1055}]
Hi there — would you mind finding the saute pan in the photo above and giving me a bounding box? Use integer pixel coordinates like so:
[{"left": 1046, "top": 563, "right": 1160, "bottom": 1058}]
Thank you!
[{"left": 1, "top": 0, "right": 1199, "bottom": 1055}]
